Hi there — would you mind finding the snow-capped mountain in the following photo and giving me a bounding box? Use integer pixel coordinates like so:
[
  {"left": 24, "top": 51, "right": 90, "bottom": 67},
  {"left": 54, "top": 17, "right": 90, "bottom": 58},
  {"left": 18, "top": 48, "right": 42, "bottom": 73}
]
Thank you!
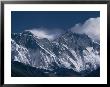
[{"left": 11, "top": 30, "right": 100, "bottom": 75}]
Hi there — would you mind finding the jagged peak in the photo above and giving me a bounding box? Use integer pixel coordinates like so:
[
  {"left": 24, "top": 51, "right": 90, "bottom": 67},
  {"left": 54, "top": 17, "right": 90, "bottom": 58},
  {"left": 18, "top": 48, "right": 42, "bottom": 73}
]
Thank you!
[{"left": 21, "top": 30, "right": 34, "bottom": 36}]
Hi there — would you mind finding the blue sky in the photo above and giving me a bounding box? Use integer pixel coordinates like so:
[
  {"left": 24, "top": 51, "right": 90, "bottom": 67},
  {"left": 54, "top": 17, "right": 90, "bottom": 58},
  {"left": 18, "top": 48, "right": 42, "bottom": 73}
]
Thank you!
[
  {"left": 11, "top": 11, "right": 100, "bottom": 41},
  {"left": 11, "top": 11, "right": 99, "bottom": 32}
]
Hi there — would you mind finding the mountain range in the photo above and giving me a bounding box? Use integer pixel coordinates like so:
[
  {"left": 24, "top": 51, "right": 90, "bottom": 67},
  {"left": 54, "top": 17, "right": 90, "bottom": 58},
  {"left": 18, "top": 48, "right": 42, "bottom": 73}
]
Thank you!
[{"left": 11, "top": 30, "right": 100, "bottom": 77}]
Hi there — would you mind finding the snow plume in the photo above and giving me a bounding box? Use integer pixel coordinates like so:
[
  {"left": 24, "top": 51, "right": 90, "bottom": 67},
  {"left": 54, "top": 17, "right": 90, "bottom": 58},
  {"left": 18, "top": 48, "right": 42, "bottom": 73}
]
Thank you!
[
  {"left": 25, "top": 17, "right": 100, "bottom": 41},
  {"left": 71, "top": 17, "right": 100, "bottom": 42},
  {"left": 27, "top": 29, "right": 54, "bottom": 40},
  {"left": 26, "top": 28, "right": 64, "bottom": 41}
]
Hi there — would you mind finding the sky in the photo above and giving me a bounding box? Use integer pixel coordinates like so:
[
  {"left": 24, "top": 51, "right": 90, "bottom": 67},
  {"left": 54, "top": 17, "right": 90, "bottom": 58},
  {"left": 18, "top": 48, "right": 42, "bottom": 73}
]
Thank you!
[{"left": 11, "top": 11, "right": 100, "bottom": 41}]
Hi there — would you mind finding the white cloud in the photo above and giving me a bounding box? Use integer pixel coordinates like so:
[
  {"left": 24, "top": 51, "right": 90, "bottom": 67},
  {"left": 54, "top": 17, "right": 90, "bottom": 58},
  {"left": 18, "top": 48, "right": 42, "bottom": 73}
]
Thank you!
[
  {"left": 26, "top": 27, "right": 65, "bottom": 41},
  {"left": 25, "top": 17, "right": 100, "bottom": 41},
  {"left": 71, "top": 17, "right": 100, "bottom": 41},
  {"left": 27, "top": 29, "right": 55, "bottom": 40}
]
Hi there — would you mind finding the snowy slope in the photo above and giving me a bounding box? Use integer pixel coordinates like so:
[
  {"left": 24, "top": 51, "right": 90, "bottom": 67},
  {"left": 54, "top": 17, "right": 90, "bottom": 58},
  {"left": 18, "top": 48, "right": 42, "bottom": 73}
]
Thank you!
[{"left": 11, "top": 30, "right": 100, "bottom": 74}]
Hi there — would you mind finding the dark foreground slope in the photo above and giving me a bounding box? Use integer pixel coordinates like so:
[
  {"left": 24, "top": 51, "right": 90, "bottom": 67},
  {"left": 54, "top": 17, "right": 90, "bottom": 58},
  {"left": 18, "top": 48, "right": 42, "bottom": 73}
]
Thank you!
[{"left": 11, "top": 61, "right": 99, "bottom": 77}]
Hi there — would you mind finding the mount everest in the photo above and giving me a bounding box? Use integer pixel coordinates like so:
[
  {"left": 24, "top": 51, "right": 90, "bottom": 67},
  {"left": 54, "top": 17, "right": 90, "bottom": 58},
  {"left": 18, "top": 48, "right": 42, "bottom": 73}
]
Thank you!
[{"left": 11, "top": 30, "right": 100, "bottom": 77}]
